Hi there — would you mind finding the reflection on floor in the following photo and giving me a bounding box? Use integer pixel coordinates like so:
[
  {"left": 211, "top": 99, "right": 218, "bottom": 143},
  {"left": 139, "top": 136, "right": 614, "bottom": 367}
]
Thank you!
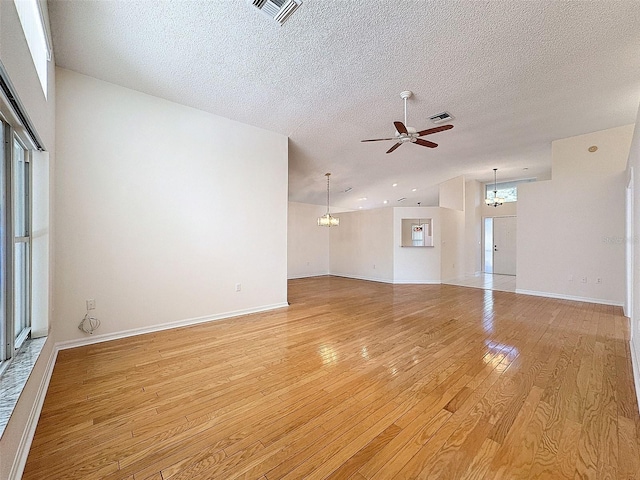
[{"left": 443, "top": 272, "right": 516, "bottom": 292}]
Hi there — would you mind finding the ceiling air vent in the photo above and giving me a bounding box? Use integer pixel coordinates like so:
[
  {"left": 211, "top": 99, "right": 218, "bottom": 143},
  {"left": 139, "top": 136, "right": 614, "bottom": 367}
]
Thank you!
[
  {"left": 429, "top": 111, "right": 454, "bottom": 124},
  {"left": 252, "top": 0, "right": 302, "bottom": 25}
]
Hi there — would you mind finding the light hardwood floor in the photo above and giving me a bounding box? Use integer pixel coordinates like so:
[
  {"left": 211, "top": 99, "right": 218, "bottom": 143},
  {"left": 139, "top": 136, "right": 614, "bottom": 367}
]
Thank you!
[{"left": 24, "top": 276, "right": 640, "bottom": 479}]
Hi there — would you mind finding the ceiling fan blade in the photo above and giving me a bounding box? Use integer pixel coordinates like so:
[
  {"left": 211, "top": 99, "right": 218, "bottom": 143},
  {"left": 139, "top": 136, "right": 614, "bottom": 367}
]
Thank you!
[
  {"left": 417, "top": 124, "right": 454, "bottom": 137},
  {"left": 361, "top": 138, "right": 396, "bottom": 142},
  {"left": 393, "top": 121, "right": 408, "bottom": 135},
  {"left": 415, "top": 138, "right": 438, "bottom": 148},
  {"left": 386, "top": 142, "right": 402, "bottom": 154}
]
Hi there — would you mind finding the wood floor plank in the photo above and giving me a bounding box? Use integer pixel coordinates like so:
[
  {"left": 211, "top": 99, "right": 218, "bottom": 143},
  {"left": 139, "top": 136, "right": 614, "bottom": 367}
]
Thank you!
[{"left": 21, "top": 276, "right": 640, "bottom": 480}]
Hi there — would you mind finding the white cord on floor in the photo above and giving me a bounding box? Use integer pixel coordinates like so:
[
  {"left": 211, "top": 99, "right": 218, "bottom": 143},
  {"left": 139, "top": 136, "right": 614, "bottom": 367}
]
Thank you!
[{"left": 78, "top": 312, "right": 100, "bottom": 334}]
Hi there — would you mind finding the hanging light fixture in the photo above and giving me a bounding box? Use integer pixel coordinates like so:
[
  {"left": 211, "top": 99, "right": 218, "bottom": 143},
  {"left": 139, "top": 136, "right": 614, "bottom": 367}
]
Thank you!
[
  {"left": 486, "top": 168, "right": 504, "bottom": 207},
  {"left": 317, "top": 173, "right": 340, "bottom": 227}
]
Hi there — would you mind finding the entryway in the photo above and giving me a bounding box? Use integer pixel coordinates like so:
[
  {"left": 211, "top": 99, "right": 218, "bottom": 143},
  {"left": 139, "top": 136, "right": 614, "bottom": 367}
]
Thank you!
[{"left": 484, "top": 216, "right": 517, "bottom": 276}]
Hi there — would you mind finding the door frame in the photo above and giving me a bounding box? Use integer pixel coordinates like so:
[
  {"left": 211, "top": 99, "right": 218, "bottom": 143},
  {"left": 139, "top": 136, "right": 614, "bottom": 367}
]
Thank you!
[{"left": 482, "top": 214, "right": 517, "bottom": 275}]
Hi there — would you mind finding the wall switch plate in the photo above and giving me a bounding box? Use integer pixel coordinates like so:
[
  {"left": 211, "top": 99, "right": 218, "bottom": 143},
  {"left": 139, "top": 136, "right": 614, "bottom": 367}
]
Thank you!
[
  {"left": 86, "top": 299, "right": 96, "bottom": 310},
  {"left": 235, "top": 283, "right": 241, "bottom": 292},
  {"left": 596, "top": 278, "right": 602, "bottom": 284}
]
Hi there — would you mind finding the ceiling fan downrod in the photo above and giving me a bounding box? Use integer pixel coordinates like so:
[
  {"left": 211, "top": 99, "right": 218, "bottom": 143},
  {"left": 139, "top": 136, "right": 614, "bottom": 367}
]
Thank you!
[{"left": 400, "top": 90, "right": 412, "bottom": 128}]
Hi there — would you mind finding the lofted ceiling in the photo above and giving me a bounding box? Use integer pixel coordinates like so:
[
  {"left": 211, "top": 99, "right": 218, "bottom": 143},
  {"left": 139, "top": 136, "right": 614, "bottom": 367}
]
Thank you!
[{"left": 48, "top": 0, "right": 640, "bottom": 209}]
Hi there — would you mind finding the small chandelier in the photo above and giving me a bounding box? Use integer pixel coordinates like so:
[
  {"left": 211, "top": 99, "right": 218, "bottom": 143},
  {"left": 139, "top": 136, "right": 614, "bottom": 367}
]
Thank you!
[
  {"left": 317, "top": 173, "right": 339, "bottom": 227},
  {"left": 486, "top": 168, "right": 504, "bottom": 207}
]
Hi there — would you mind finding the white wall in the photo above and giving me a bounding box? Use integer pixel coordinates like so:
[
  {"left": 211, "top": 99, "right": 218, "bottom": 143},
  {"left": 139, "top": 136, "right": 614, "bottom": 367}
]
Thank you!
[
  {"left": 31, "top": 150, "right": 50, "bottom": 338},
  {"left": 440, "top": 207, "right": 465, "bottom": 281},
  {"left": 439, "top": 175, "right": 465, "bottom": 211},
  {"left": 393, "top": 207, "right": 442, "bottom": 283},
  {"left": 517, "top": 125, "right": 633, "bottom": 305},
  {"left": 330, "top": 208, "right": 394, "bottom": 282},
  {"left": 554, "top": 125, "right": 633, "bottom": 180},
  {"left": 626, "top": 103, "right": 640, "bottom": 411},
  {"left": 329, "top": 205, "right": 464, "bottom": 284},
  {"left": 288, "top": 202, "right": 329, "bottom": 278},
  {"left": 0, "top": 2, "right": 55, "bottom": 478},
  {"left": 464, "top": 180, "right": 482, "bottom": 275},
  {"left": 54, "top": 69, "right": 288, "bottom": 343}
]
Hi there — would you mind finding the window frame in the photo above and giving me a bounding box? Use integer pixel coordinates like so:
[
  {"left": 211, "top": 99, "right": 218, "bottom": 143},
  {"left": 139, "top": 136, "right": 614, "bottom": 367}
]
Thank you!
[
  {"left": 484, "top": 178, "right": 534, "bottom": 204},
  {"left": 13, "top": 0, "right": 52, "bottom": 98}
]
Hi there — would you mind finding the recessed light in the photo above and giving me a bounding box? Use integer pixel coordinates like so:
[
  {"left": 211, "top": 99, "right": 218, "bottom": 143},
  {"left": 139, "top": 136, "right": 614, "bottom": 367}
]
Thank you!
[
  {"left": 358, "top": 197, "right": 367, "bottom": 201},
  {"left": 383, "top": 200, "right": 388, "bottom": 204},
  {"left": 392, "top": 183, "right": 398, "bottom": 187},
  {"left": 588, "top": 145, "right": 598, "bottom": 153},
  {"left": 411, "top": 188, "right": 417, "bottom": 192},
  {"left": 358, "top": 206, "right": 363, "bottom": 209},
  {"left": 523, "top": 168, "right": 528, "bottom": 171}
]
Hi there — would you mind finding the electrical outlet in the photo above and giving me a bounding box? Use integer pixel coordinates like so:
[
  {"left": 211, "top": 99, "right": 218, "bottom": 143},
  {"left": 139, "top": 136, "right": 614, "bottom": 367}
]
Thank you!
[
  {"left": 581, "top": 277, "right": 587, "bottom": 283},
  {"left": 235, "top": 283, "right": 242, "bottom": 292},
  {"left": 86, "top": 299, "right": 96, "bottom": 310},
  {"left": 596, "top": 278, "right": 602, "bottom": 284}
]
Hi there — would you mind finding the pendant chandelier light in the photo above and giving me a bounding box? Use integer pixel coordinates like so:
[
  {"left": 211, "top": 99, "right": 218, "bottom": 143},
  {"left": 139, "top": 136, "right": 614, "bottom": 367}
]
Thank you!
[
  {"left": 486, "top": 168, "right": 504, "bottom": 207},
  {"left": 317, "top": 173, "right": 340, "bottom": 227}
]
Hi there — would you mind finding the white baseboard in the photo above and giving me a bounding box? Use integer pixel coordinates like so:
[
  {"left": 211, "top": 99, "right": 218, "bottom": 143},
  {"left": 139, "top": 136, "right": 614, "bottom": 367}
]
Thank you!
[
  {"left": 287, "top": 273, "right": 330, "bottom": 280},
  {"left": 515, "top": 289, "right": 624, "bottom": 307},
  {"left": 324, "top": 273, "right": 440, "bottom": 285},
  {"left": 632, "top": 339, "right": 640, "bottom": 415},
  {"left": 10, "top": 344, "right": 58, "bottom": 480},
  {"left": 329, "top": 273, "right": 394, "bottom": 284},
  {"left": 393, "top": 279, "right": 441, "bottom": 285},
  {"left": 56, "top": 302, "right": 290, "bottom": 351}
]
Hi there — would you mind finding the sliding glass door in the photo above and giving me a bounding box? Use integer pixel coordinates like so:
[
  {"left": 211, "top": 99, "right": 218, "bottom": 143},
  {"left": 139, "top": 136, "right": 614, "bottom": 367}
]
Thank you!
[
  {"left": 0, "top": 121, "right": 6, "bottom": 362},
  {"left": 0, "top": 119, "right": 31, "bottom": 365},
  {"left": 13, "top": 137, "right": 30, "bottom": 347}
]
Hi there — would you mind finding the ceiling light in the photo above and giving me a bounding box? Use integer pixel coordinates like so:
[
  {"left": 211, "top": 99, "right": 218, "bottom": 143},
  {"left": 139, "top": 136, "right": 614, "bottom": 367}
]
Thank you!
[
  {"left": 358, "top": 206, "right": 363, "bottom": 209},
  {"left": 383, "top": 200, "right": 388, "bottom": 204},
  {"left": 411, "top": 188, "right": 417, "bottom": 192},
  {"left": 392, "top": 183, "right": 398, "bottom": 187},
  {"left": 486, "top": 168, "right": 504, "bottom": 208},
  {"left": 317, "top": 173, "right": 339, "bottom": 227},
  {"left": 588, "top": 145, "right": 598, "bottom": 153},
  {"left": 358, "top": 197, "right": 367, "bottom": 201}
]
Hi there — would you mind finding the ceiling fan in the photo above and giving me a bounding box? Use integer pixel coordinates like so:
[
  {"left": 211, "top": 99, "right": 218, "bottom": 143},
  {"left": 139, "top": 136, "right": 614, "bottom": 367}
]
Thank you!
[{"left": 361, "top": 91, "right": 453, "bottom": 154}]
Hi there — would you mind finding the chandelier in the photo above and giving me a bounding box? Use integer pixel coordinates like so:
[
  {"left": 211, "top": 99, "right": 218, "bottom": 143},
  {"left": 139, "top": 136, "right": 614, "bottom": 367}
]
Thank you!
[
  {"left": 317, "top": 173, "right": 339, "bottom": 227},
  {"left": 486, "top": 168, "right": 504, "bottom": 207}
]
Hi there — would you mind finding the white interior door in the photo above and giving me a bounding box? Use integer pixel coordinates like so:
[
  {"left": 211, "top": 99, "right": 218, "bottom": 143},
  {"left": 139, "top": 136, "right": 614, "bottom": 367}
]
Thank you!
[{"left": 493, "top": 216, "right": 517, "bottom": 275}]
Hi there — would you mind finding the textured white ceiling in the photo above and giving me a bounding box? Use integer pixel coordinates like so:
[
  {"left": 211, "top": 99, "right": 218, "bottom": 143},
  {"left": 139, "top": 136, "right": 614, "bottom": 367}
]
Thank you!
[{"left": 48, "top": 0, "right": 640, "bottom": 209}]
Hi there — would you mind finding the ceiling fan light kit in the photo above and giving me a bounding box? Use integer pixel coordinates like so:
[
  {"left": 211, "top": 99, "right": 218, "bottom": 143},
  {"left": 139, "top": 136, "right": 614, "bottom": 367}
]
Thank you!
[
  {"left": 361, "top": 90, "right": 453, "bottom": 153},
  {"left": 486, "top": 168, "right": 504, "bottom": 207}
]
